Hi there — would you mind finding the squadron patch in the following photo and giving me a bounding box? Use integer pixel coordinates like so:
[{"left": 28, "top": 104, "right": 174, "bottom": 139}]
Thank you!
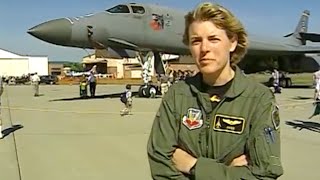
[
  {"left": 213, "top": 114, "right": 245, "bottom": 134},
  {"left": 182, "top": 108, "right": 203, "bottom": 130},
  {"left": 272, "top": 104, "right": 280, "bottom": 130}
]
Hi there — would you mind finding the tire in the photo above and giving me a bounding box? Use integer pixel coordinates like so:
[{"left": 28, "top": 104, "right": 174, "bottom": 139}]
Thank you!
[
  {"left": 138, "top": 85, "right": 146, "bottom": 97},
  {"left": 285, "top": 78, "right": 292, "bottom": 88},
  {"left": 138, "top": 85, "right": 157, "bottom": 98},
  {"left": 279, "top": 79, "right": 286, "bottom": 88},
  {"left": 146, "top": 85, "right": 157, "bottom": 98}
]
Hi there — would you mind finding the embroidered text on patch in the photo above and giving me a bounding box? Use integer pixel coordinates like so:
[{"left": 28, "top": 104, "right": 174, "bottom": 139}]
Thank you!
[{"left": 213, "top": 114, "right": 245, "bottom": 134}]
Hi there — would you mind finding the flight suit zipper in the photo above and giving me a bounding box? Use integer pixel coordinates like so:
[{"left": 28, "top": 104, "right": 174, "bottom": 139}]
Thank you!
[
  {"left": 208, "top": 98, "right": 226, "bottom": 158},
  {"left": 200, "top": 97, "right": 226, "bottom": 158},
  {"left": 198, "top": 102, "right": 210, "bottom": 157}
]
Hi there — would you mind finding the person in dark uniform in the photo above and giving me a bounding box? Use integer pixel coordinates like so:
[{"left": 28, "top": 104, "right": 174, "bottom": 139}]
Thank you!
[
  {"left": 88, "top": 71, "right": 97, "bottom": 97},
  {"left": 0, "top": 76, "right": 3, "bottom": 138},
  {"left": 147, "top": 2, "right": 283, "bottom": 179}
]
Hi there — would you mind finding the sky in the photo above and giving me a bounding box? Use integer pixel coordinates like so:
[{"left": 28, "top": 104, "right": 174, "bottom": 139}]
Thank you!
[{"left": 1, "top": 0, "right": 320, "bottom": 62}]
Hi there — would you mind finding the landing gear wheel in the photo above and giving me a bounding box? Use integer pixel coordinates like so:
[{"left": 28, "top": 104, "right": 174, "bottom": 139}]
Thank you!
[
  {"left": 138, "top": 84, "right": 157, "bottom": 98},
  {"left": 138, "top": 85, "right": 146, "bottom": 97},
  {"left": 279, "top": 79, "right": 286, "bottom": 88},
  {"left": 147, "top": 85, "right": 157, "bottom": 98},
  {"left": 285, "top": 78, "right": 292, "bottom": 88}
]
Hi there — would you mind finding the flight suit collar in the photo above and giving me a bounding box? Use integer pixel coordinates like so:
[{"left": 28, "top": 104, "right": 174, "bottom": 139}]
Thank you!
[
  {"left": 224, "top": 65, "right": 248, "bottom": 98},
  {"left": 187, "top": 66, "right": 248, "bottom": 113}
]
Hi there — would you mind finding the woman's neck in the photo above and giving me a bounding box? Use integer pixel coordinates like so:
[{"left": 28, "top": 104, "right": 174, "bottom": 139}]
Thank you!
[{"left": 202, "top": 66, "right": 235, "bottom": 86}]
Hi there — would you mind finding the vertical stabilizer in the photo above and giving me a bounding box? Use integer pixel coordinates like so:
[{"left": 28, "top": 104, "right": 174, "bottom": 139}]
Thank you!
[{"left": 284, "top": 10, "right": 310, "bottom": 45}]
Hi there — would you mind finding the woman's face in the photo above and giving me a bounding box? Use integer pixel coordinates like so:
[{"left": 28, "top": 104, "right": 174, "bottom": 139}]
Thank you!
[{"left": 188, "top": 20, "right": 237, "bottom": 75}]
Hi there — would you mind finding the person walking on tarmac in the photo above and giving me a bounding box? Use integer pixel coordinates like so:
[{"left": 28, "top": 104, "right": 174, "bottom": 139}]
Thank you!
[
  {"left": 31, "top": 72, "right": 40, "bottom": 97},
  {"left": 309, "top": 69, "right": 320, "bottom": 119},
  {"left": 272, "top": 68, "right": 281, "bottom": 94},
  {"left": 313, "top": 68, "right": 320, "bottom": 88},
  {"left": 0, "top": 76, "right": 4, "bottom": 138},
  {"left": 309, "top": 85, "right": 320, "bottom": 119},
  {"left": 79, "top": 75, "right": 88, "bottom": 98},
  {"left": 88, "top": 71, "right": 97, "bottom": 97},
  {"left": 120, "top": 84, "right": 133, "bottom": 116},
  {"left": 147, "top": 2, "right": 283, "bottom": 179}
]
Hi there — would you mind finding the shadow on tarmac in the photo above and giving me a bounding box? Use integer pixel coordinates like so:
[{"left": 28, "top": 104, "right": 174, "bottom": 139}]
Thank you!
[
  {"left": 285, "top": 120, "right": 320, "bottom": 133},
  {"left": 284, "top": 85, "right": 313, "bottom": 89},
  {"left": 1, "top": 124, "right": 24, "bottom": 139},
  {"left": 291, "top": 96, "right": 314, "bottom": 100},
  {"left": 262, "top": 82, "right": 312, "bottom": 89},
  {"left": 49, "top": 91, "right": 139, "bottom": 102}
]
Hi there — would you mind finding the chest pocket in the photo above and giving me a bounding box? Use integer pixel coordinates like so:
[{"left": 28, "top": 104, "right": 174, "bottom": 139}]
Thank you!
[{"left": 175, "top": 96, "right": 205, "bottom": 157}]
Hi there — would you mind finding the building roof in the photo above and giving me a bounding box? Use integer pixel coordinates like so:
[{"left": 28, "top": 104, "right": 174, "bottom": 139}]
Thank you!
[
  {"left": 82, "top": 59, "right": 108, "bottom": 64},
  {"left": 0, "top": 48, "right": 24, "bottom": 58},
  {"left": 0, "top": 48, "right": 48, "bottom": 58}
]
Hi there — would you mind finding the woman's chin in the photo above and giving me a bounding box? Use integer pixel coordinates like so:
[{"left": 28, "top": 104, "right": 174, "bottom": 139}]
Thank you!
[{"left": 198, "top": 65, "right": 218, "bottom": 75}]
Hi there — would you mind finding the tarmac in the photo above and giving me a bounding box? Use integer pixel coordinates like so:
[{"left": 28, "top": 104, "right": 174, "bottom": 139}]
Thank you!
[{"left": 0, "top": 84, "right": 319, "bottom": 180}]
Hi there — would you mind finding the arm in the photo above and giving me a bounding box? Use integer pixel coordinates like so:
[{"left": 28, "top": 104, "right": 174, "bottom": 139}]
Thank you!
[
  {"left": 147, "top": 89, "right": 189, "bottom": 180},
  {"left": 0, "top": 79, "right": 3, "bottom": 96},
  {"left": 0, "top": 84, "right": 3, "bottom": 96},
  {"left": 192, "top": 91, "right": 283, "bottom": 180}
]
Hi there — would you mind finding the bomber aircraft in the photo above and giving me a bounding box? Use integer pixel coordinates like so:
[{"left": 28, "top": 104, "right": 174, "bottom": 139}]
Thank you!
[{"left": 27, "top": 2, "right": 320, "bottom": 97}]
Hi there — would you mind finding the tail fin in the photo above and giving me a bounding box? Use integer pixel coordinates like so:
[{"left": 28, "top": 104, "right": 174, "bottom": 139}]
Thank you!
[{"left": 284, "top": 10, "right": 310, "bottom": 45}]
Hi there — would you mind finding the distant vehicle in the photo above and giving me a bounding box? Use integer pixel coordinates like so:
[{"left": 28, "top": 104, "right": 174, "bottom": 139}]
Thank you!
[{"left": 40, "top": 75, "right": 58, "bottom": 85}]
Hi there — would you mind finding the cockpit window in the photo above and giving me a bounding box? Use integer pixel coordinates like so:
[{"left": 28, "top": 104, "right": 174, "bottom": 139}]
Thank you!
[
  {"left": 131, "top": 6, "right": 145, "bottom": 14},
  {"left": 106, "top": 5, "right": 130, "bottom": 13}
]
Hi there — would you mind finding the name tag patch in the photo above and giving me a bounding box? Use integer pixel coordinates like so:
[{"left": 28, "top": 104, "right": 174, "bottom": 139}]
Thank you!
[{"left": 213, "top": 114, "right": 245, "bottom": 134}]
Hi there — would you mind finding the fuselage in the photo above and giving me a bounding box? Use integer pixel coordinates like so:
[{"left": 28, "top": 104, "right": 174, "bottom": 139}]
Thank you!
[
  {"left": 27, "top": 2, "right": 320, "bottom": 73},
  {"left": 28, "top": 3, "right": 189, "bottom": 54},
  {"left": 28, "top": 2, "right": 307, "bottom": 56}
]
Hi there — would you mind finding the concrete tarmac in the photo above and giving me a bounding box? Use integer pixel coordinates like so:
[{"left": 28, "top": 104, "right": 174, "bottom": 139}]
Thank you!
[{"left": 0, "top": 84, "right": 319, "bottom": 180}]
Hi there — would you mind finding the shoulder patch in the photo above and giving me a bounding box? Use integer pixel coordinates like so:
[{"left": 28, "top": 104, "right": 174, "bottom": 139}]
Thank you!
[
  {"left": 272, "top": 104, "right": 280, "bottom": 130},
  {"left": 182, "top": 108, "right": 203, "bottom": 130},
  {"left": 213, "top": 114, "right": 245, "bottom": 134}
]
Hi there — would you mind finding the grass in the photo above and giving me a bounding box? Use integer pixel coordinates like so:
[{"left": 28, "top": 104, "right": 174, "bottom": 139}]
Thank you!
[{"left": 248, "top": 73, "right": 314, "bottom": 86}]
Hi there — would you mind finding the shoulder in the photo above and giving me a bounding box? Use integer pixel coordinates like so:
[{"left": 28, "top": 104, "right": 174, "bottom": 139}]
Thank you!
[
  {"left": 162, "top": 76, "right": 200, "bottom": 104},
  {"left": 168, "top": 76, "right": 199, "bottom": 95},
  {"left": 241, "top": 75, "right": 274, "bottom": 100}
]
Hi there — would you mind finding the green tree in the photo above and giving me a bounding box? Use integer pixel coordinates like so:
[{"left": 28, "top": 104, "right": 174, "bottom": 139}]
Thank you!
[{"left": 63, "top": 62, "right": 84, "bottom": 72}]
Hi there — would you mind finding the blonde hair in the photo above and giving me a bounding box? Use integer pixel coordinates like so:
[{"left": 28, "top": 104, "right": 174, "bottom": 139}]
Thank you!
[{"left": 183, "top": 2, "right": 248, "bottom": 65}]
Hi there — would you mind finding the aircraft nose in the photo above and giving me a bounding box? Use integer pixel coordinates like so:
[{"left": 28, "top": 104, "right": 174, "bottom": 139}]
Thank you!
[{"left": 27, "top": 18, "right": 72, "bottom": 45}]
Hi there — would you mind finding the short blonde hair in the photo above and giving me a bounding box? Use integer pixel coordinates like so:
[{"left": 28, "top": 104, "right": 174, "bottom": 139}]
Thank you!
[{"left": 183, "top": 2, "right": 248, "bottom": 65}]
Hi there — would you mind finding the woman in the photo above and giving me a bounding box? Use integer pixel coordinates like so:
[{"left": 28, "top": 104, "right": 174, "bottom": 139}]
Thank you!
[{"left": 147, "top": 2, "right": 283, "bottom": 180}]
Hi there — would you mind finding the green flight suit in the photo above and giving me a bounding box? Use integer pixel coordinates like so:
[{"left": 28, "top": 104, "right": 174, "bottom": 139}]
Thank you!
[{"left": 147, "top": 66, "right": 283, "bottom": 180}]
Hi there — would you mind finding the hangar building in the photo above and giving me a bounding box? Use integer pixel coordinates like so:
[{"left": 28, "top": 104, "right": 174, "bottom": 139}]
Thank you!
[{"left": 0, "top": 48, "right": 48, "bottom": 76}]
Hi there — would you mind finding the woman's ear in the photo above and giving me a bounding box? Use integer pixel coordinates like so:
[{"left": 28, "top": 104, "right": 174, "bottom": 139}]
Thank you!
[{"left": 229, "top": 35, "right": 238, "bottom": 52}]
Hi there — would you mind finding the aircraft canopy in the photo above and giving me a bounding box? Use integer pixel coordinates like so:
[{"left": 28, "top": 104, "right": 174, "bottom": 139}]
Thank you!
[{"left": 106, "top": 4, "right": 145, "bottom": 14}]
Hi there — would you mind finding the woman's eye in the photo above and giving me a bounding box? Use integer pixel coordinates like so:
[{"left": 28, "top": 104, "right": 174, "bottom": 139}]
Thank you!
[
  {"left": 191, "top": 39, "right": 201, "bottom": 44},
  {"left": 209, "top": 38, "right": 220, "bottom": 42}
]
